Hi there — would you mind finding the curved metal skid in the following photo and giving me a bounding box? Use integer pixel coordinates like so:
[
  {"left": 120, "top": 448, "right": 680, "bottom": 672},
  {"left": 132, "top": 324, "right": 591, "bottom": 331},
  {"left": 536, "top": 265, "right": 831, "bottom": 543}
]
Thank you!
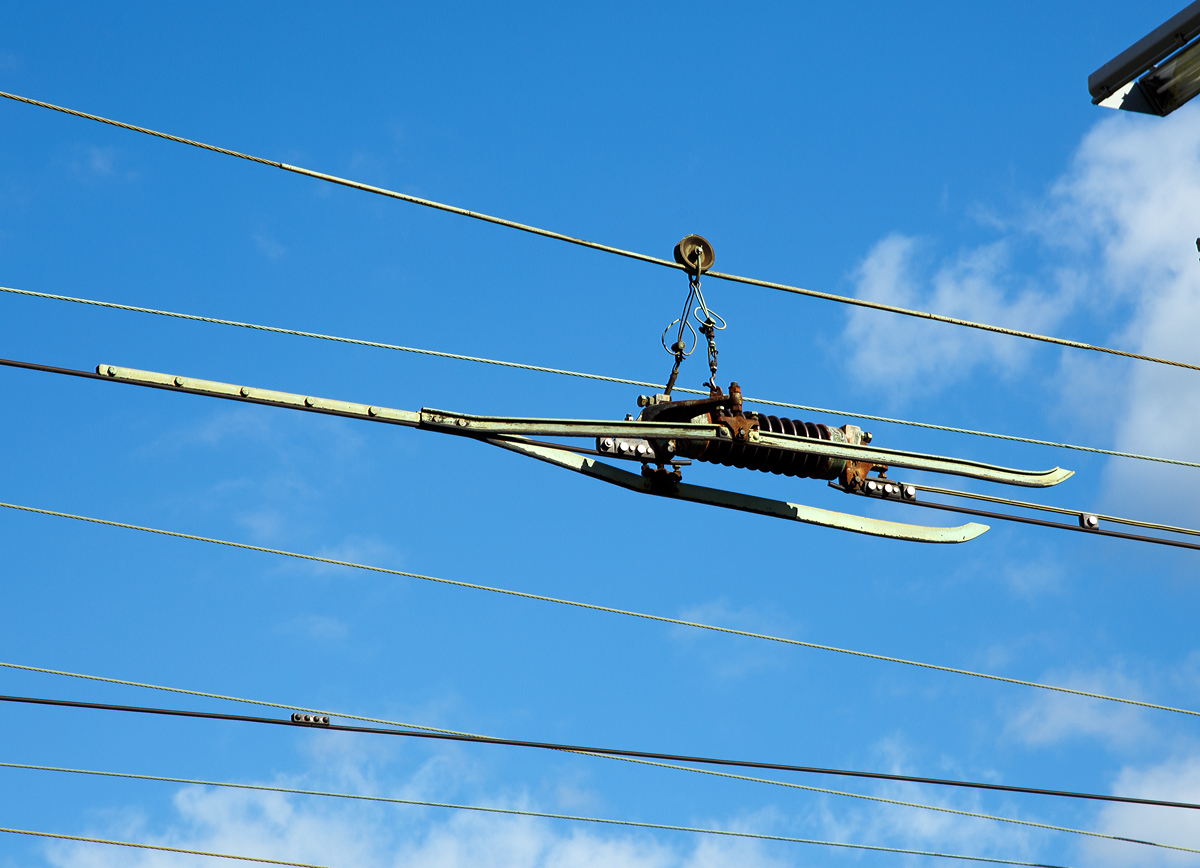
[
  {"left": 93, "top": 363, "right": 1026, "bottom": 543},
  {"left": 487, "top": 438, "right": 988, "bottom": 544}
]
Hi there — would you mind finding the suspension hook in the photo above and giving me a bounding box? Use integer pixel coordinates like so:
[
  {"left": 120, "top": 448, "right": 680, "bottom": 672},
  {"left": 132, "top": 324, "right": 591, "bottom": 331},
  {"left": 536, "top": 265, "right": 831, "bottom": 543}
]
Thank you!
[
  {"left": 661, "top": 235, "right": 718, "bottom": 397},
  {"left": 674, "top": 234, "right": 716, "bottom": 277}
]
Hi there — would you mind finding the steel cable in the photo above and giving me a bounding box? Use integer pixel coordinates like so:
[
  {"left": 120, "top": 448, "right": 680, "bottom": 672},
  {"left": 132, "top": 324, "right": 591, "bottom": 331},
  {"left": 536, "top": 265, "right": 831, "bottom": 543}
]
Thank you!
[
  {"left": 2, "top": 284, "right": 1196, "bottom": 469},
  {"left": 7, "top": 691, "right": 1200, "bottom": 817},
  {"left": 0, "top": 825, "right": 335, "bottom": 868},
  {"left": 1, "top": 89, "right": 1197, "bottom": 375},
  {"left": 1, "top": 498, "right": 1197, "bottom": 721},
  {"left": 0, "top": 662, "right": 1173, "bottom": 850},
  {"left": 0, "top": 819, "right": 1071, "bottom": 868},
  {"left": 0, "top": 659, "right": 1190, "bottom": 850},
  {"left": 5, "top": 760, "right": 1193, "bottom": 858}
]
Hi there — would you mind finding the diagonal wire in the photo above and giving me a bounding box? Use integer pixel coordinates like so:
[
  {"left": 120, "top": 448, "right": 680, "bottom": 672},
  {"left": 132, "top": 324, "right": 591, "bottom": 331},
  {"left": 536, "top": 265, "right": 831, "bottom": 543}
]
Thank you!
[
  {"left": 2, "top": 283, "right": 1196, "bottom": 469},
  {"left": 3, "top": 759, "right": 1192, "bottom": 858},
  {"left": 1, "top": 498, "right": 1197, "bottom": 720},
  {"left": 2, "top": 657, "right": 1193, "bottom": 846},
  {"left": 0, "top": 825, "right": 335, "bottom": 868},
  {"left": 0, "top": 662, "right": 1167, "bottom": 848},
  {"left": 0, "top": 88, "right": 1197, "bottom": 375},
  {"left": 0, "top": 819, "right": 1071, "bottom": 868}
]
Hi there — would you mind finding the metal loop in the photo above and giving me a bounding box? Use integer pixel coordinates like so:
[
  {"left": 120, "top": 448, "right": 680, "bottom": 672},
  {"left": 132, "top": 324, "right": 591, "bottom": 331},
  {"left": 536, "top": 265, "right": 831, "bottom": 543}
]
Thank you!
[
  {"left": 693, "top": 306, "right": 727, "bottom": 330},
  {"left": 660, "top": 318, "right": 697, "bottom": 356}
]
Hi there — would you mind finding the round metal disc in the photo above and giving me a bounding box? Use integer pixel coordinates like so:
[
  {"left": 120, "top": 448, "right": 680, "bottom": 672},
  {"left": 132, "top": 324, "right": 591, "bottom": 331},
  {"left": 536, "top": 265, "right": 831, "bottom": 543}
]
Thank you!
[{"left": 673, "top": 234, "right": 715, "bottom": 273}]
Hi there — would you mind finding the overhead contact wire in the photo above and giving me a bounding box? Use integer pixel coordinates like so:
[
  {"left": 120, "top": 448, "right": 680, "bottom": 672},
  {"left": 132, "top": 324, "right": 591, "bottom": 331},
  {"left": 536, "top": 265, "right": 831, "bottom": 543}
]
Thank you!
[
  {"left": 2, "top": 284, "right": 1197, "bottom": 470},
  {"left": 0, "top": 661, "right": 1187, "bottom": 851},
  {"left": 0, "top": 826, "right": 335, "bottom": 868},
  {"left": 1, "top": 89, "right": 1198, "bottom": 374},
  {"left": 6, "top": 691, "right": 1200, "bottom": 819},
  {"left": 0, "top": 821, "right": 1069, "bottom": 868},
  {"left": 1, "top": 498, "right": 1198, "bottom": 721},
  {"left": 0, "top": 662, "right": 1177, "bottom": 851},
  {"left": 4, "top": 760, "right": 1190, "bottom": 859}
]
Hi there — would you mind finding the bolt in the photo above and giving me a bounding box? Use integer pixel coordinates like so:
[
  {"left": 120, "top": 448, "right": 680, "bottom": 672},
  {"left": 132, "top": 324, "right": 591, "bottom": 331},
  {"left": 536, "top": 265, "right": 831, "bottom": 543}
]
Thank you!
[
  {"left": 866, "top": 481, "right": 878, "bottom": 492},
  {"left": 368, "top": 406, "right": 378, "bottom": 417},
  {"left": 904, "top": 485, "right": 916, "bottom": 499},
  {"left": 1081, "top": 514, "right": 1099, "bottom": 530},
  {"left": 636, "top": 444, "right": 648, "bottom": 455},
  {"left": 666, "top": 440, "right": 676, "bottom": 453},
  {"left": 106, "top": 366, "right": 116, "bottom": 376},
  {"left": 637, "top": 395, "right": 649, "bottom": 407},
  {"left": 240, "top": 387, "right": 250, "bottom": 397},
  {"left": 456, "top": 419, "right": 466, "bottom": 426},
  {"left": 305, "top": 397, "right": 315, "bottom": 407},
  {"left": 174, "top": 376, "right": 185, "bottom": 387},
  {"left": 884, "top": 484, "right": 895, "bottom": 495},
  {"left": 601, "top": 438, "right": 614, "bottom": 451},
  {"left": 618, "top": 442, "right": 630, "bottom": 453},
  {"left": 863, "top": 432, "right": 873, "bottom": 444}
]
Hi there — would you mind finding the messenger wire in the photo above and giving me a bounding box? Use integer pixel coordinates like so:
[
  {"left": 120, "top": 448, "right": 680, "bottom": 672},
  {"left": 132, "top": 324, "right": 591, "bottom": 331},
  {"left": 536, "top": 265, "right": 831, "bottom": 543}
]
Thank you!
[
  {"left": 1, "top": 89, "right": 1197, "bottom": 374},
  {"left": 3, "top": 691, "right": 1199, "bottom": 816},
  {"left": 0, "top": 496, "right": 1197, "bottom": 720},
  {"left": 3, "top": 759, "right": 1192, "bottom": 857},
  {"left": 1, "top": 284, "right": 1196, "bottom": 470},
  {"left": 0, "top": 660, "right": 1179, "bottom": 850}
]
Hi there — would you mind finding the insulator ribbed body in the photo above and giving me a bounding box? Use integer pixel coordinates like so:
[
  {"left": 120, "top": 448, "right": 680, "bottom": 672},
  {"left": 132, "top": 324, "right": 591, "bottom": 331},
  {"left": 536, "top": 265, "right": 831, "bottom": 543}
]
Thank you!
[{"left": 695, "top": 413, "right": 848, "bottom": 480}]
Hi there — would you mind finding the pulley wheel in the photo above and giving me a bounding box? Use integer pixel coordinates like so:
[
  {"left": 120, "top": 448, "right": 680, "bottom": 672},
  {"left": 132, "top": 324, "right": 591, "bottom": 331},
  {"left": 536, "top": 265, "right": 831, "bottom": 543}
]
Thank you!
[{"left": 674, "top": 234, "right": 715, "bottom": 273}]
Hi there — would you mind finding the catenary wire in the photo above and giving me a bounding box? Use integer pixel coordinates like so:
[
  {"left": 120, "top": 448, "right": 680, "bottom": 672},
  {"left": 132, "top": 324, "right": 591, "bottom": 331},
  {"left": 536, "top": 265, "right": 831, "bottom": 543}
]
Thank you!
[
  {"left": 914, "top": 483, "right": 1200, "bottom": 538},
  {"left": 897, "top": 498, "right": 1200, "bottom": 551},
  {"left": 4, "top": 760, "right": 1192, "bottom": 858},
  {"left": 4, "top": 691, "right": 1198, "bottom": 817},
  {"left": 1, "top": 286, "right": 1197, "bottom": 470},
  {"left": 1, "top": 497, "right": 1197, "bottom": 720},
  {"left": 0, "top": 660, "right": 1187, "bottom": 852},
  {"left": 1, "top": 659, "right": 1178, "bottom": 851},
  {"left": 0, "top": 826, "right": 335, "bottom": 868},
  {"left": 1, "top": 89, "right": 1198, "bottom": 375},
  {"left": 0, "top": 821, "right": 1070, "bottom": 868}
]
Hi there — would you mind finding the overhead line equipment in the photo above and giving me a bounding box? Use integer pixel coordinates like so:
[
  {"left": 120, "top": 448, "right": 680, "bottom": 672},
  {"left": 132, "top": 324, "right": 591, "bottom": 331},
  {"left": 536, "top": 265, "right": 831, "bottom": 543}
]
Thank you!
[
  {"left": 2, "top": 326, "right": 1194, "bottom": 549},
  {"left": 0, "top": 819, "right": 1072, "bottom": 868},
  {"left": 5, "top": 282, "right": 1197, "bottom": 469},
  {"left": 5, "top": 758, "right": 1195, "bottom": 857},
  {"left": 4, "top": 690, "right": 1200, "bottom": 817},
  {"left": 2, "top": 89, "right": 1198, "bottom": 374}
]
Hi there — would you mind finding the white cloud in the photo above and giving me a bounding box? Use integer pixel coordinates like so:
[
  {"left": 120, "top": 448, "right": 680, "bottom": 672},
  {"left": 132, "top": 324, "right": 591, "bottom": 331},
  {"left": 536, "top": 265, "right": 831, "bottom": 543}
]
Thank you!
[
  {"left": 844, "top": 235, "right": 1068, "bottom": 393},
  {"left": 41, "top": 759, "right": 792, "bottom": 868},
  {"left": 1004, "top": 664, "right": 1151, "bottom": 749},
  {"left": 1085, "top": 754, "right": 1200, "bottom": 866},
  {"left": 844, "top": 105, "right": 1200, "bottom": 521},
  {"left": 1044, "top": 110, "right": 1200, "bottom": 521}
]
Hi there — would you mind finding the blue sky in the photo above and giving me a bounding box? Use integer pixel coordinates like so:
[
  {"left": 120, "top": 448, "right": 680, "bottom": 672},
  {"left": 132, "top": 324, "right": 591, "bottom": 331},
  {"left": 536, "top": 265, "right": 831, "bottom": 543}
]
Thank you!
[{"left": 2, "top": 2, "right": 1200, "bottom": 867}]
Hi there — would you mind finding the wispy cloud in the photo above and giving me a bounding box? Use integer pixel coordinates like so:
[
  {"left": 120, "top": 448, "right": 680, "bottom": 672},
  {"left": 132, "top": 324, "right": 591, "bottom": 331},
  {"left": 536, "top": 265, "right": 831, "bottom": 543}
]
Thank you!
[
  {"left": 1086, "top": 754, "right": 1200, "bottom": 866},
  {"left": 843, "top": 105, "right": 1200, "bottom": 522},
  {"left": 1004, "top": 663, "right": 1152, "bottom": 748},
  {"left": 253, "top": 232, "right": 288, "bottom": 260},
  {"left": 43, "top": 751, "right": 792, "bottom": 868},
  {"left": 844, "top": 235, "right": 1069, "bottom": 394}
]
